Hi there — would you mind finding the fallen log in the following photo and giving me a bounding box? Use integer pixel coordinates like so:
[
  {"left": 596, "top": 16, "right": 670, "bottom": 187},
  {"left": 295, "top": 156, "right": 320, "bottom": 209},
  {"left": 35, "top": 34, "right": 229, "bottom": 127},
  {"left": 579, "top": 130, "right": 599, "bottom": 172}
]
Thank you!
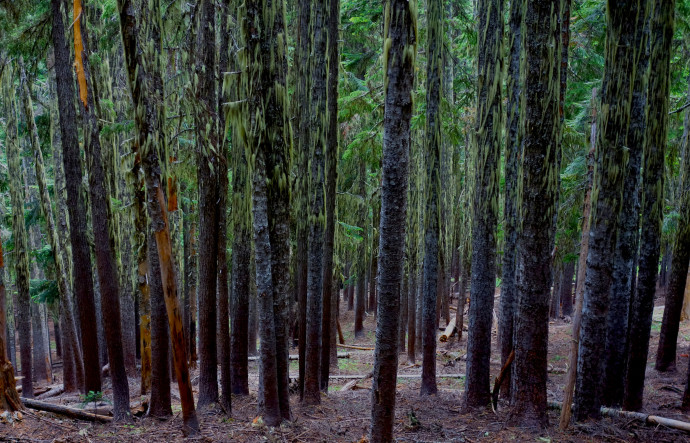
[
  {"left": 341, "top": 371, "right": 373, "bottom": 391},
  {"left": 548, "top": 401, "right": 690, "bottom": 434},
  {"left": 337, "top": 344, "right": 374, "bottom": 351},
  {"left": 439, "top": 317, "right": 457, "bottom": 342},
  {"left": 36, "top": 385, "right": 64, "bottom": 400},
  {"left": 20, "top": 398, "right": 112, "bottom": 422},
  {"left": 248, "top": 352, "right": 350, "bottom": 362}
]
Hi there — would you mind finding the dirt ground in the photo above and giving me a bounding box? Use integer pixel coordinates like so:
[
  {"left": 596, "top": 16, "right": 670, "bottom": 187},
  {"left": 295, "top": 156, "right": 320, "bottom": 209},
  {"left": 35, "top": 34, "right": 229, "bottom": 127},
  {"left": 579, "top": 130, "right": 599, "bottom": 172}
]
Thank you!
[{"left": 3, "top": 293, "right": 690, "bottom": 442}]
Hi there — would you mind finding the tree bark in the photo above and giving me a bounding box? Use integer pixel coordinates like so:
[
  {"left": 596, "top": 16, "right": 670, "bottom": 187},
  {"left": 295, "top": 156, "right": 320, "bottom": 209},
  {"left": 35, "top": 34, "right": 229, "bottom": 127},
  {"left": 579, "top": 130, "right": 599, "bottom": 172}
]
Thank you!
[
  {"left": 368, "top": 0, "right": 415, "bottom": 440},
  {"left": 623, "top": 0, "right": 673, "bottom": 411},
  {"left": 573, "top": 0, "right": 650, "bottom": 421},
  {"left": 465, "top": 0, "right": 502, "bottom": 408},
  {"left": 507, "top": 0, "right": 560, "bottom": 428},
  {"left": 50, "top": 0, "right": 102, "bottom": 395}
]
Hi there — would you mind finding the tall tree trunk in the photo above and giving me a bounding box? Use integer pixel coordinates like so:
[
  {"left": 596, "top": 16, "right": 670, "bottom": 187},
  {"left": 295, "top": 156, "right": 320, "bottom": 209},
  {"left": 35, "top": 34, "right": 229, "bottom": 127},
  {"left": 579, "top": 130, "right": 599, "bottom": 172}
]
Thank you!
[
  {"left": 623, "top": 0, "right": 673, "bottom": 411},
  {"left": 355, "top": 161, "right": 368, "bottom": 338},
  {"left": 573, "top": 0, "right": 650, "bottom": 421},
  {"left": 560, "top": 261, "right": 575, "bottom": 317},
  {"left": 656, "top": 75, "right": 690, "bottom": 372},
  {"left": 3, "top": 65, "right": 33, "bottom": 399},
  {"left": 148, "top": 231, "right": 172, "bottom": 418},
  {"left": 50, "top": 0, "right": 101, "bottom": 394},
  {"left": 117, "top": 0, "right": 200, "bottom": 435},
  {"left": 507, "top": 0, "right": 559, "bottom": 428},
  {"left": 420, "top": 0, "right": 443, "bottom": 398},
  {"left": 74, "top": 1, "right": 130, "bottom": 420},
  {"left": 602, "top": 6, "right": 649, "bottom": 409},
  {"left": 368, "top": 0, "right": 415, "bottom": 439},
  {"left": 320, "top": 0, "right": 340, "bottom": 391},
  {"left": 465, "top": 0, "right": 502, "bottom": 407}
]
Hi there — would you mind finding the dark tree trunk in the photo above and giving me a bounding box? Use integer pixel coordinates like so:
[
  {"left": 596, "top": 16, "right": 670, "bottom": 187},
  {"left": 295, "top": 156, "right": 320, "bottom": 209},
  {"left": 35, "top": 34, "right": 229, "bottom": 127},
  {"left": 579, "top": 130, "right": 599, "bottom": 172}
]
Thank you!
[
  {"left": 602, "top": 7, "right": 648, "bottom": 409},
  {"left": 623, "top": 0, "right": 673, "bottom": 411},
  {"left": 3, "top": 65, "right": 34, "bottom": 399},
  {"left": 560, "top": 261, "right": 575, "bottom": 317},
  {"left": 320, "top": 0, "right": 340, "bottom": 392},
  {"left": 368, "top": 0, "right": 415, "bottom": 439},
  {"left": 355, "top": 161, "right": 368, "bottom": 338},
  {"left": 194, "top": 0, "right": 220, "bottom": 408},
  {"left": 50, "top": 0, "right": 102, "bottom": 395},
  {"left": 507, "top": 0, "right": 560, "bottom": 428},
  {"left": 656, "top": 76, "right": 690, "bottom": 372},
  {"left": 148, "top": 231, "right": 172, "bottom": 418},
  {"left": 550, "top": 267, "right": 562, "bottom": 319},
  {"left": 420, "top": 0, "right": 443, "bottom": 398},
  {"left": 465, "top": 0, "right": 502, "bottom": 408},
  {"left": 117, "top": 0, "right": 200, "bottom": 434},
  {"left": 573, "top": 0, "right": 650, "bottom": 421},
  {"left": 75, "top": 2, "right": 130, "bottom": 420}
]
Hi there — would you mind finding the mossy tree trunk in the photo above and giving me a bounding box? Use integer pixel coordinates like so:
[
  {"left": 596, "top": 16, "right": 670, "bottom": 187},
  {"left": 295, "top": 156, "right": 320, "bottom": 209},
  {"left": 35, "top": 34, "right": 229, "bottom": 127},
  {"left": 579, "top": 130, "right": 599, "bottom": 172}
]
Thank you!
[
  {"left": 623, "top": 0, "right": 673, "bottom": 411},
  {"left": 368, "top": 0, "right": 416, "bottom": 440},
  {"left": 465, "top": 0, "right": 502, "bottom": 408}
]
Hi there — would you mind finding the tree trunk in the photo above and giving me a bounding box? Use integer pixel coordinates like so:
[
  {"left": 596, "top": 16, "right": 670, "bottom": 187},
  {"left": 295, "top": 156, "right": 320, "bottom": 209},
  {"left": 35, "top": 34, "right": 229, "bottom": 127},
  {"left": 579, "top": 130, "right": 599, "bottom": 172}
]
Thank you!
[
  {"left": 117, "top": 0, "right": 200, "bottom": 435},
  {"left": 368, "top": 0, "right": 415, "bottom": 439},
  {"left": 573, "top": 0, "right": 650, "bottom": 421},
  {"left": 320, "top": 0, "right": 340, "bottom": 391},
  {"left": 3, "top": 64, "right": 34, "bottom": 399},
  {"left": 560, "top": 261, "right": 575, "bottom": 317},
  {"left": 550, "top": 267, "right": 562, "bottom": 319},
  {"left": 148, "top": 231, "right": 172, "bottom": 418},
  {"left": 50, "top": 0, "right": 101, "bottom": 394},
  {"left": 355, "top": 161, "right": 368, "bottom": 338},
  {"left": 507, "top": 0, "right": 560, "bottom": 428},
  {"left": 656, "top": 75, "right": 690, "bottom": 372},
  {"left": 623, "top": 0, "right": 673, "bottom": 411},
  {"left": 465, "top": 0, "right": 502, "bottom": 408}
]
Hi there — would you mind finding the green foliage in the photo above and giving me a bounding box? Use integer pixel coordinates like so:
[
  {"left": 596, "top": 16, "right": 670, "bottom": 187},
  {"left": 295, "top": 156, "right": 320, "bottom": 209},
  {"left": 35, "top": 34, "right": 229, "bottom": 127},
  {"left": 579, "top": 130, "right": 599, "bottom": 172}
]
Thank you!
[{"left": 30, "top": 278, "right": 58, "bottom": 304}]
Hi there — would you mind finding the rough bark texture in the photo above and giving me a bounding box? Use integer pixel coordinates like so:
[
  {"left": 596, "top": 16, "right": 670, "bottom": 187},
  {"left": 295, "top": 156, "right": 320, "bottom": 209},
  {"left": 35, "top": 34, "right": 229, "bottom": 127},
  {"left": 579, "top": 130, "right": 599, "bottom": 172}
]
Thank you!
[
  {"left": 50, "top": 0, "right": 102, "bottom": 395},
  {"left": 507, "top": 0, "right": 559, "bottom": 429},
  {"left": 560, "top": 261, "right": 575, "bottom": 317},
  {"left": 465, "top": 0, "right": 502, "bottom": 408},
  {"left": 602, "top": 7, "right": 648, "bottom": 408},
  {"left": 4, "top": 63, "right": 34, "bottom": 399},
  {"left": 573, "top": 0, "right": 649, "bottom": 421},
  {"left": 148, "top": 231, "right": 172, "bottom": 418},
  {"left": 117, "top": 0, "right": 200, "bottom": 434},
  {"left": 499, "top": 0, "right": 520, "bottom": 401},
  {"left": 320, "top": 0, "right": 340, "bottom": 391},
  {"left": 623, "top": 0, "right": 673, "bottom": 411},
  {"left": 657, "top": 78, "right": 690, "bottom": 372},
  {"left": 368, "top": 0, "right": 415, "bottom": 440},
  {"left": 75, "top": 2, "right": 130, "bottom": 420},
  {"left": 355, "top": 160, "right": 368, "bottom": 338}
]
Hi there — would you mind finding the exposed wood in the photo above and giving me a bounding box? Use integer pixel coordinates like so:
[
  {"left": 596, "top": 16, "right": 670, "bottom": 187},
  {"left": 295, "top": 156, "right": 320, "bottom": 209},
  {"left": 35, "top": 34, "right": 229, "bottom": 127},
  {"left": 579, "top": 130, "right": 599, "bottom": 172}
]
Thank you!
[
  {"left": 439, "top": 317, "right": 457, "bottom": 342},
  {"left": 337, "top": 344, "right": 374, "bottom": 351},
  {"left": 549, "top": 401, "right": 690, "bottom": 434},
  {"left": 492, "top": 349, "right": 515, "bottom": 410},
  {"left": 21, "top": 398, "right": 112, "bottom": 422},
  {"left": 36, "top": 386, "right": 64, "bottom": 400},
  {"left": 340, "top": 371, "right": 373, "bottom": 391}
]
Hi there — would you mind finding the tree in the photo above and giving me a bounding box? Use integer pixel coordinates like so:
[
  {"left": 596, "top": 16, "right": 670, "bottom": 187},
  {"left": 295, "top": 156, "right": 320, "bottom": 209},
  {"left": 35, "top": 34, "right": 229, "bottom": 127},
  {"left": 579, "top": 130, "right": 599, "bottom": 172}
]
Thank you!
[
  {"left": 238, "top": 0, "right": 293, "bottom": 424},
  {"left": 368, "top": 0, "right": 416, "bottom": 439},
  {"left": 303, "top": 0, "right": 328, "bottom": 405},
  {"left": 465, "top": 0, "right": 502, "bottom": 408},
  {"left": 117, "top": 0, "right": 201, "bottom": 435},
  {"left": 74, "top": 0, "right": 130, "bottom": 420},
  {"left": 2, "top": 63, "right": 32, "bottom": 401},
  {"left": 498, "top": 0, "right": 521, "bottom": 400},
  {"left": 573, "top": 0, "right": 650, "bottom": 421},
  {"left": 50, "top": 0, "right": 102, "bottom": 395},
  {"left": 194, "top": 0, "right": 220, "bottom": 409},
  {"left": 507, "top": 0, "right": 560, "bottom": 428},
  {"left": 420, "top": 0, "right": 443, "bottom": 398},
  {"left": 623, "top": 0, "right": 674, "bottom": 411}
]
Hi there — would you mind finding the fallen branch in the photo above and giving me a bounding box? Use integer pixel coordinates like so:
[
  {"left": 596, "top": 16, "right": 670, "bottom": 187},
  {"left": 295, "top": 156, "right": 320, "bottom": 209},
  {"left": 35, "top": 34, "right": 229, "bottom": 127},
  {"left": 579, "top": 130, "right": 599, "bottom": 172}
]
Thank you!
[
  {"left": 248, "top": 352, "right": 350, "bottom": 362},
  {"left": 548, "top": 401, "right": 690, "bottom": 433},
  {"left": 341, "top": 371, "right": 373, "bottom": 391},
  {"left": 337, "top": 344, "right": 374, "bottom": 351},
  {"left": 21, "top": 398, "right": 112, "bottom": 422}
]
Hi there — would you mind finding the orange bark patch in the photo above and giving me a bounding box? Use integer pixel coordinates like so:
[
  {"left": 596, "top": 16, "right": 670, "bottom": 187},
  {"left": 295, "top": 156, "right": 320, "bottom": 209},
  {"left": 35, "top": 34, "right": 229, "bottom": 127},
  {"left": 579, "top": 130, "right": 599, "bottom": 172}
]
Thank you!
[{"left": 73, "top": 0, "right": 88, "bottom": 108}]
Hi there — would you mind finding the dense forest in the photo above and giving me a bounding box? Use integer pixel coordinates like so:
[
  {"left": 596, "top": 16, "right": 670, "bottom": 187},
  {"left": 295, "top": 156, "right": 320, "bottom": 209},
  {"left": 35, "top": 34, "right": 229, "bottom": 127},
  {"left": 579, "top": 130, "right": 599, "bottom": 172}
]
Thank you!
[{"left": 1, "top": 0, "right": 690, "bottom": 441}]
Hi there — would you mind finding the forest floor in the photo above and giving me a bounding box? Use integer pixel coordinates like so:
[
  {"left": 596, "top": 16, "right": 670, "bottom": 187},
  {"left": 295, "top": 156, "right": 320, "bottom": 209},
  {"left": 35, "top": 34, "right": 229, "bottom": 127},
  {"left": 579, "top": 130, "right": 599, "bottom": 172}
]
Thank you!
[{"left": 3, "top": 293, "right": 690, "bottom": 442}]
